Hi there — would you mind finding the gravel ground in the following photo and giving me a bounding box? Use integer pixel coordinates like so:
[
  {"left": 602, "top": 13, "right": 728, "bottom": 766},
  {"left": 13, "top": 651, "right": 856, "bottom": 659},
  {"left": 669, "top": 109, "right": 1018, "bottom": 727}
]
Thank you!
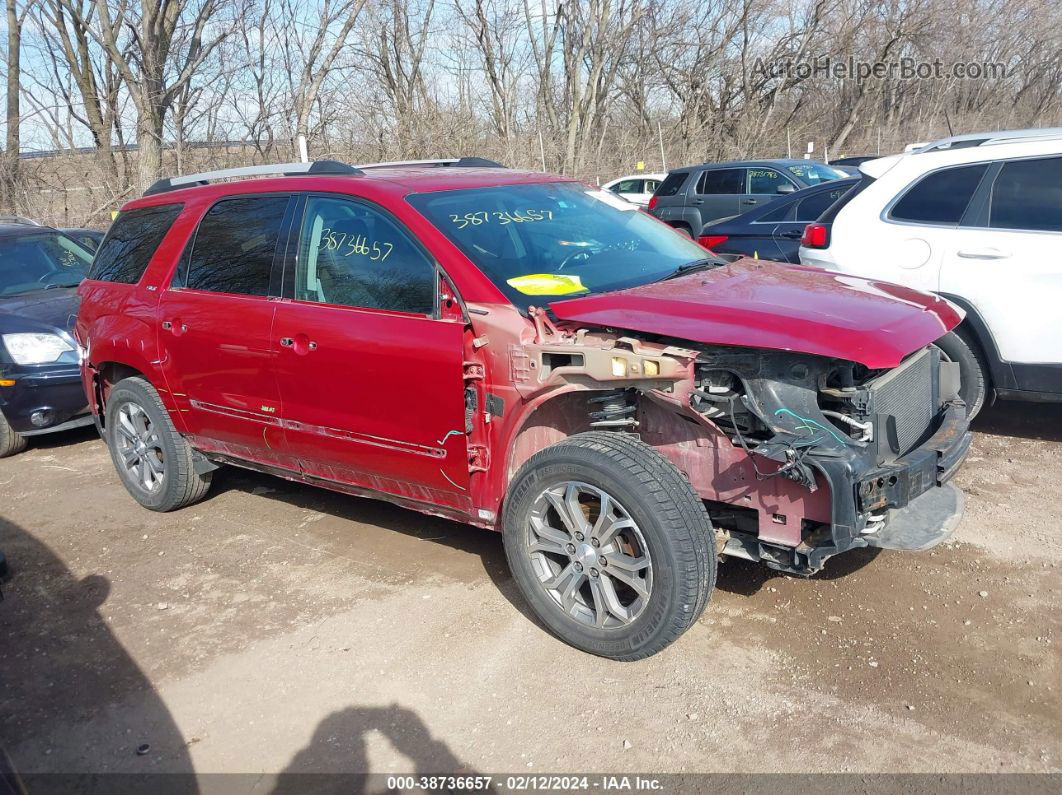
[{"left": 0, "top": 401, "right": 1059, "bottom": 778}]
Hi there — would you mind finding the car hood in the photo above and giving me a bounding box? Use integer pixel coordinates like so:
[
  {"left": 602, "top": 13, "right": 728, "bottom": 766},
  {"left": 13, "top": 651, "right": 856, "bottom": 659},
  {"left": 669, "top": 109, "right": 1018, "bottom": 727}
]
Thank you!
[
  {"left": 0, "top": 287, "right": 80, "bottom": 336},
  {"left": 549, "top": 258, "right": 962, "bottom": 369}
]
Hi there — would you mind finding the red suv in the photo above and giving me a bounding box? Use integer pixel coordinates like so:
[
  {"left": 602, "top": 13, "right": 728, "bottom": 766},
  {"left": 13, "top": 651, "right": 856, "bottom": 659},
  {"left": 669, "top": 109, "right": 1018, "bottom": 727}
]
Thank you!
[{"left": 76, "top": 159, "right": 972, "bottom": 659}]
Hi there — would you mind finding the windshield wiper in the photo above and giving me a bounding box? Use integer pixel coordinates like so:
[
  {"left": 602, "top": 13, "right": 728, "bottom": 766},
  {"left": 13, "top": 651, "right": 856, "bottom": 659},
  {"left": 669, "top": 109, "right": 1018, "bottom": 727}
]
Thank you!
[{"left": 659, "top": 257, "right": 725, "bottom": 281}]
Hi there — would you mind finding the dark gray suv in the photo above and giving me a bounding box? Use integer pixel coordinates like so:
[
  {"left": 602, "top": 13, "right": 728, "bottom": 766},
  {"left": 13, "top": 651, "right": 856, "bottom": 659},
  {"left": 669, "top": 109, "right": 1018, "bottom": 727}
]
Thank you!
[{"left": 648, "top": 159, "right": 848, "bottom": 236}]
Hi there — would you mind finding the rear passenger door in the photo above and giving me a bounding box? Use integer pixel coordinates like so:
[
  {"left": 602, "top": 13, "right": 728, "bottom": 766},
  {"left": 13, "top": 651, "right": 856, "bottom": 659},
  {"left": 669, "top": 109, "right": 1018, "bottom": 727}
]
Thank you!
[
  {"left": 156, "top": 194, "right": 295, "bottom": 465},
  {"left": 693, "top": 168, "right": 744, "bottom": 227},
  {"left": 940, "top": 155, "right": 1062, "bottom": 366},
  {"left": 272, "top": 194, "right": 470, "bottom": 507}
]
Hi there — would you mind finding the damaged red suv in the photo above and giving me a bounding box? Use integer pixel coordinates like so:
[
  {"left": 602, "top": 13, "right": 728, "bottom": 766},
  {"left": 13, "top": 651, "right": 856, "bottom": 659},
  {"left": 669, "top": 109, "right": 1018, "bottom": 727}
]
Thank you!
[{"left": 76, "top": 159, "right": 971, "bottom": 659}]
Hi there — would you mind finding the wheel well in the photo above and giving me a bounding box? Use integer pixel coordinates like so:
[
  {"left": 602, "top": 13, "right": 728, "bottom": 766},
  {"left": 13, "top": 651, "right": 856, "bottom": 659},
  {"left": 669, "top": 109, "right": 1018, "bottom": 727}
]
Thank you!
[
  {"left": 95, "top": 362, "right": 146, "bottom": 426},
  {"left": 938, "top": 292, "right": 1005, "bottom": 392}
]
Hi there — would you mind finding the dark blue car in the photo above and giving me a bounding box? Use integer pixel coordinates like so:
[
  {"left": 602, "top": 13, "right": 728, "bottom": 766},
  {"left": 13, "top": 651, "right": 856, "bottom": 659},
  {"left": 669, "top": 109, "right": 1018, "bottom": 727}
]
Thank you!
[
  {"left": 697, "top": 177, "right": 858, "bottom": 263},
  {"left": 0, "top": 223, "right": 96, "bottom": 456}
]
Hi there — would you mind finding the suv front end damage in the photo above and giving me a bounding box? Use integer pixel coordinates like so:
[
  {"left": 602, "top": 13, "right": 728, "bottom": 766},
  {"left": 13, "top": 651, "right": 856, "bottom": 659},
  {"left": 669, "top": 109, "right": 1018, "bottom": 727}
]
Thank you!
[
  {"left": 497, "top": 307, "right": 971, "bottom": 577},
  {"left": 682, "top": 344, "right": 970, "bottom": 574}
]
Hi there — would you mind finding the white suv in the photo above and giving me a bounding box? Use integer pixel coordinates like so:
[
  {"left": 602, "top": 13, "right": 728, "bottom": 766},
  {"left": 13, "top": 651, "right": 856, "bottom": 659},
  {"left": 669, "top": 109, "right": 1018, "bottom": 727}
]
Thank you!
[{"left": 800, "top": 128, "right": 1062, "bottom": 418}]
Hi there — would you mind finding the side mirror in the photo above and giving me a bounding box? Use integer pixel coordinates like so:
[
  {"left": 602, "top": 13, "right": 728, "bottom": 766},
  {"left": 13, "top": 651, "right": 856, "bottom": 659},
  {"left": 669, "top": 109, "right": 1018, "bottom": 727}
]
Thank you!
[{"left": 776, "top": 183, "right": 797, "bottom": 195}]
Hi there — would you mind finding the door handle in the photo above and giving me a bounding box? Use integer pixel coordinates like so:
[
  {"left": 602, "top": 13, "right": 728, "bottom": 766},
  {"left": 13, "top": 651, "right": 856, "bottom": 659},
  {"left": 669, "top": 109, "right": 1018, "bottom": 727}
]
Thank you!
[
  {"left": 779, "top": 229, "right": 803, "bottom": 239},
  {"left": 280, "top": 335, "right": 317, "bottom": 353},
  {"left": 741, "top": 199, "right": 758, "bottom": 205},
  {"left": 957, "top": 248, "right": 1008, "bottom": 260},
  {"left": 691, "top": 199, "right": 704, "bottom": 205},
  {"left": 162, "top": 320, "right": 187, "bottom": 333}
]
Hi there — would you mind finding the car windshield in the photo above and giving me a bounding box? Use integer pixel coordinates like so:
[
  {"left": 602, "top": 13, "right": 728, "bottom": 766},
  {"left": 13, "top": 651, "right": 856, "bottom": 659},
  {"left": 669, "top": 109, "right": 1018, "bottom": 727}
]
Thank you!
[
  {"left": 0, "top": 231, "right": 93, "bottom": 296},
  {"left": 407, "top": 182, "right": 717, "bottom": 310},
  {"left": 785, "top": 163, "right": 848, "bottom": 185}
]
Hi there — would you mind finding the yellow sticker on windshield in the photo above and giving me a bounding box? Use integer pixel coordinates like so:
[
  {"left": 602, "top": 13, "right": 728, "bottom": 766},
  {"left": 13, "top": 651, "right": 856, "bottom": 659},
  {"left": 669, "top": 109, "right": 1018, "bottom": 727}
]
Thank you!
[{"left": 507, "top": 274, "right": 590, "bottom": 296}]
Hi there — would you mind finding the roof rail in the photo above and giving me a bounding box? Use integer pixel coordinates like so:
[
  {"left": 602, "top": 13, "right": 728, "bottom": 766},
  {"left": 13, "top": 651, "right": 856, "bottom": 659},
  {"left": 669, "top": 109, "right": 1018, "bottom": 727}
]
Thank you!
[
  {"left": 142, "top": 159, "right": 363, "bottom": 196},
  {"left": 913, "top": 127, "right": 1062, "bottom": 154},
  {"left": 354, "top": 157, "right": 506, "bottom": 170}
]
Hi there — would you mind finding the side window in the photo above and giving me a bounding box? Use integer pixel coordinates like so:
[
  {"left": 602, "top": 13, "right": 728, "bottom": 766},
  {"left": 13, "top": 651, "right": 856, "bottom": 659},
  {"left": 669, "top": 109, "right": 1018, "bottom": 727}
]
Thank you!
[
  {"left": 759, "top": 201, "right": 795, "bottom": 223},
  {"left": 183, "top": 196, "right": 289, "bottom": 295},
  {"left": 644, "top": 179, "right": 661, "bottom": 193},
  {"left": 990, "top": 157, "right": 1062, "bottom": 232},
  {"left": 889, "top": 164, "right": 989, "bottom": 225},
  {"left": 748, "top": 168, "right": 790, "bottom": 195},
  {"left": 89, "top": 204, "right": 183, "bottom": 284},
  {"left": 610, "top": 179, "right": 641, "bottom": 194},
  {"left": 795, "top": 186, "right": 852, "bottom": 222},
  {"left": 654, "top": 172, "right": 687, "bottom": 197},
  {"left": 295, "top": 196, "right": 435, "bottom": 315},
  {"left": 697, "top": 168, "right": 745, "bottom": 195}
]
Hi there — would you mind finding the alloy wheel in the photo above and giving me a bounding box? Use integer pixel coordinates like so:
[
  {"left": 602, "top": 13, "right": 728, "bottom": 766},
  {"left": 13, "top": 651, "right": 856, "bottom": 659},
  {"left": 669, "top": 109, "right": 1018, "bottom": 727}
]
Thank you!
[
  {"left": 114, "top": 402, "right": 166, "bottom": 494},
  {"left": 525, "top": 481, "right": 653, "bottom": 629}
]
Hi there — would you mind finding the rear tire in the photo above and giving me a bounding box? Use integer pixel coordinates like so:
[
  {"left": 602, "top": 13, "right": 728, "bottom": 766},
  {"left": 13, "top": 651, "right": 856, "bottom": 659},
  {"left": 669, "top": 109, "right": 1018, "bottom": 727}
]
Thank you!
[
  {"left": 503, "top": 432, "right": 715, "bottom": 660},
  {"left": 935, "top": 329, "right": 987, "bottom": 420},
  {"left": 105, "top": 377, "right": 211, "bottom": 511},
  {"left": 0, "top": 411, "right": 28, "bottom": 458}
]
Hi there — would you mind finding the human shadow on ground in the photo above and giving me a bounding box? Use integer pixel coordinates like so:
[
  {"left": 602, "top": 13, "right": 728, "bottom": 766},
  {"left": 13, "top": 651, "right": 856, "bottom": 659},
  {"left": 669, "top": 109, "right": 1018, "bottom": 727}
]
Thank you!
[
  {"left": 271, "top": 703, "right": 493, "bottom": 795},
  {"left": 0, "top": 515, "right": 196, "bottom": 790}
]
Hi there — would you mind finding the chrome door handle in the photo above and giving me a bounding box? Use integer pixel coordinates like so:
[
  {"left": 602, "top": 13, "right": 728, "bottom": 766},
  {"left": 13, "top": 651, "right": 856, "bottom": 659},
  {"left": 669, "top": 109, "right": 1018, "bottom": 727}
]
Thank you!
[
  {"left": 279, "top": 337, "right": 294, "bottom": 347},
  {"left": 957, "top": 248, "right": 1007, "bottom": 260}
]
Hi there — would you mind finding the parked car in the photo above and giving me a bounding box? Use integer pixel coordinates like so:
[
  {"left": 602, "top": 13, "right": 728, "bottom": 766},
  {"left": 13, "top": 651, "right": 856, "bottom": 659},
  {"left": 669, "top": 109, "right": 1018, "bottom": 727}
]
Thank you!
[
  {"left": 76, "top": 158, "right": 970, "bottom": 660},
  {"left": 697, "top": 177, "right": 858, "bottom": 262},
  {"left": 0, "top": 224, "right": 96, "bottom": 456},
  {"left": 648, "top": 159, "right": 848, "bottom": 236},
  {"left": 600, "top": 173, "right": 666, "bottom": 207},
  {"left": 800, "top": 127, "right": 1062, "bottom": 418},
  {"left": 831, "top": 156, "right": 877, "bottom": 167},
  {"left": 60, "top": 227, "right": 105, "bottom": 252}
]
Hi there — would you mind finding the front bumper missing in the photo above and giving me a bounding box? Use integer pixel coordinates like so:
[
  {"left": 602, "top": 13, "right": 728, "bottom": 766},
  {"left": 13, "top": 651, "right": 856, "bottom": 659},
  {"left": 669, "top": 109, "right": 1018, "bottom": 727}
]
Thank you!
[
  {"left": 862, "top": 483, "right": 965, "bottom": 551},
  {"left": 758, "top": 402, "right": 972, "bottom": 575}
]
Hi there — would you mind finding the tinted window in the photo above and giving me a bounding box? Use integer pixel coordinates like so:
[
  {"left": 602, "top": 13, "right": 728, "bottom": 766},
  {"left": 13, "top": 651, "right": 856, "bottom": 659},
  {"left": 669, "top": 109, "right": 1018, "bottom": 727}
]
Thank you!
[
  {"left": 748, "top": 168, "right": 790, "bottom": 194},
  {"left": 990, "top": 157, "right": 1062, "bottom": 232},
  {"left": 759, "top": 200, "right": 795, "bottom": 223},
  {"left": 183, "top": 197, "right": 288, "bottom": 295},
  {"left": 890, "top": 164, "right": 989, "bottom": 224},
  {"left": 295, "top": 196, "right": 434, "bottom": 314},
  {"left": 90, "top": 204, "right": 182, "bottom": 283},
  {"left": 654, "top": 172, "right": 687, "bottom": 197},
  {"left": 697, "top": 168, "right": 744, "bottom": 195},
  {"left": 796, "top": 184, "right": 855, "bottom": 222}
]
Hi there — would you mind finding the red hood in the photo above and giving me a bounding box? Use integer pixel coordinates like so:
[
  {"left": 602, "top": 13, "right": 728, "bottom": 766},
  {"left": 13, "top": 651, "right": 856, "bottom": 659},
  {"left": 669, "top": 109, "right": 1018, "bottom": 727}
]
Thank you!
[{"left": 549, "top": 258, "right": 962, "bottom": 369}]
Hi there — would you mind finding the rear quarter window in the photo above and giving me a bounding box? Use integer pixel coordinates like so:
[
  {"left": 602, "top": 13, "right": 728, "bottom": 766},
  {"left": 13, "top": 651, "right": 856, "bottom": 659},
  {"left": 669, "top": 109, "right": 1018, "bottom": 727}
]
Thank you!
[
  {"left": 889, "top": 164, "right": 989, "bottom": 225},
  {"left": 654, "top": 172, "right": 688, "bottom": 197},
  {"left": 89, "top": 204, "right": 183, "bottom": 284}
]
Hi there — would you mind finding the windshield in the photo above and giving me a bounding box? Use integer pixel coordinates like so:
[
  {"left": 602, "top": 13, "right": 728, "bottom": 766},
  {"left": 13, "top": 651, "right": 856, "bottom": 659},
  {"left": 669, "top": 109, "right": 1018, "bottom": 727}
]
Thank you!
[
  {"left": 786, "top": 163, "right": 848, "bottom": 185},
  {"left": 0, "top": 231, "right": 93, "bottom": 296},
  {"left": 407, "top": 182, "right": 716, "bottom": 309}
]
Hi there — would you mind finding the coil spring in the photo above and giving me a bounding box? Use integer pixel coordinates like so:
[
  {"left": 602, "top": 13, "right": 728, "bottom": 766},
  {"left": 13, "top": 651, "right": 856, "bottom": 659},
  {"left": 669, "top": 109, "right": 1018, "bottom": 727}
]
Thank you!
[{"left": 588, "top": 389, "right": 638, "bottom": 429}]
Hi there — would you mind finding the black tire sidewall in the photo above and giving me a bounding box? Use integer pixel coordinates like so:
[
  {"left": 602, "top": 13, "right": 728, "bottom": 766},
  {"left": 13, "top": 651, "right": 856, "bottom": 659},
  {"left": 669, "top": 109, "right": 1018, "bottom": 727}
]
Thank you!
[
  {"left": 936, "top": 330, "right": 987, "bottom": 419},
  {"left": 504, "top": 446, "right": 708, "bottom": 659},
  {"left": 105, "top": 380, "right": 185, "bottom": 511}
]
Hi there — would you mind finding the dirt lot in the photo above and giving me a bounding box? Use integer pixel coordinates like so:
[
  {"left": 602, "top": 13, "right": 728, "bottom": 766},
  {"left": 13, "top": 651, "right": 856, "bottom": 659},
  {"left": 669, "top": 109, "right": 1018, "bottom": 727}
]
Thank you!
[{"left": 1, "top": 402, "right": 1059, "bottom": 778}]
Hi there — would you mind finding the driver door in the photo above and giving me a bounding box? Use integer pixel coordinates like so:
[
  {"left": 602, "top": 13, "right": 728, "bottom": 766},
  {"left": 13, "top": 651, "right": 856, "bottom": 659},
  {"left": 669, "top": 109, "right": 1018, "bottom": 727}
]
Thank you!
[{"left": 272, "top": 195, "right": 471, "bottom": 508}]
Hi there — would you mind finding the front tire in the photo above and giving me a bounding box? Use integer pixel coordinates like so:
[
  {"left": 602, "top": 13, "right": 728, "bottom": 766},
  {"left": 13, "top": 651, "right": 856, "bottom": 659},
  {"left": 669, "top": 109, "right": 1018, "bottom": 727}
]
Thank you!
[
  {"left": 503, "top": 432, "right": 715, "bottom": 660},
  {"left": 0, "top": 411, "right": 28, "bottom": 458},
  {"left": 936, "top": 329, "right": 987, "bottom": 419},
  {"left": 105, "top": 377, "right": 212, "bottom": 511}
]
